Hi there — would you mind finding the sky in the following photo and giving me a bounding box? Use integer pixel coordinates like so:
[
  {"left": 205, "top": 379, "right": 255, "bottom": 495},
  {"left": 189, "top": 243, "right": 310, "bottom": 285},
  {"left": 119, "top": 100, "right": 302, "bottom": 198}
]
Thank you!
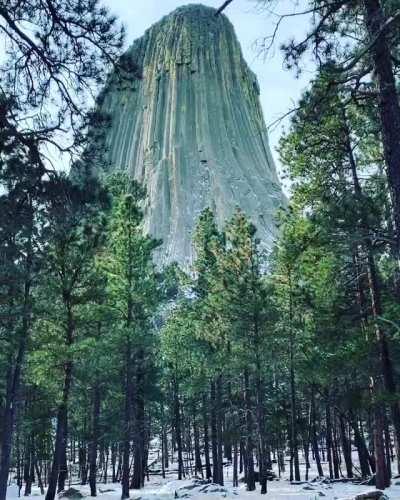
[{"left": 102, "top": 0, "right": 313, "bottom": 179}]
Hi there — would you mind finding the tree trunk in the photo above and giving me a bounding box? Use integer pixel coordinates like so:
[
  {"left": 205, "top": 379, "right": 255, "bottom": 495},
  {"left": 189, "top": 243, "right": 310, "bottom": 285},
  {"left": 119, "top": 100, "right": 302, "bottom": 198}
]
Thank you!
[
  {"left": 255, "top": 358, "right": 267, "bottom": 494},
  {"left": 34, "top": 459, "right": 44, "bottom": 495},
  {"left": 210, "top": 381, "right": 219, "bottom": 484},
  {"left": 339, "top": 414, "right": 353, "bottom": 478},
  {"left": 326, "top": 402, "right": 334, "bottom": 480},
  {"left": 310, "top": 387, "right": 324, "bottom": 477},
  {"left": 193, "top": 405, "right": 203, "bottom": 477},
  {"left": 163, "top": 428, "right": 169, "bottom": 470},
  {"left": 202, "top": 395, "right": 212, "bottom": 480},
  {"left": 332, "top": 413, "right": 340, "bottom": 479},
  {"left": 239, "top": 439, "right": 245, "bottom": 476},
  {"left": 216, "top": 375, "right": 224, "bottom": 486},
  {"left": 121, "top": 337, "right": 133, "bottom": 500},
  {"left": 111, "top": 443, "right": 117, "bottom": 483},
  {"left": 0, "top": 254, "right": 32, "bottom": 500},
  {"left": 350, "top": 414, "right": 371, "bottom": 477},
  {"left": 233, "top": 440, "right": 238, "bottom": 487},
  {"left": 45, "top": 360, "right": 73, "bottom": 500},
  {"left": 244, "top": 371, "right": 255, "bottom": 491},
  {"left": 383, "top": 414, "right": 392, "bottom": 480},
  {"left": 223, "top": 382, "right": 232, "bottom": 463},
  {"left": 160, "top": 403, "right": 167, "bottom": 479},
  {"left": 104, "top": 442, "right": 109, "bottom": 484},
  {"left": 289, "top": 275, "right": 300, "bottom": 482},
  {"left": 132, "top": 354, "right": 145, "bottom": 490},
  {"left": 23, "top": 435, "right": 34, "bottom": 497},
  {"left": 303, "top": 407, "right": 311, "bottom": 482},
  {"left": 78, "top": 446, "right": 87, "bottom": 486},
  {"left": 58, "top": 443, "right": 68, "bottom": 493},
  {"left": 344, "top": 110, "right": 400, "bottom": 476},
  {"left": 364, "top": 0, "right": 400, "bottom": 257},
  {"left": 174, "top": 376, "right": 184, "bottom": 481},
  {"left": 373, "top": 401, "right": 390, "bottom": 489},
  {"left": 89, "top": 385, "right": 100, "bottom": 497},
  {"left": 365, "top": 245, "right": 400, "bottom": 475}
]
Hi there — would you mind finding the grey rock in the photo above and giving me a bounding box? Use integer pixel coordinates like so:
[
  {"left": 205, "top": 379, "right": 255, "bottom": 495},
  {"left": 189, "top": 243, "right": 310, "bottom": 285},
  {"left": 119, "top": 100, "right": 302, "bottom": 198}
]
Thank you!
[
  {"left": 354, "top": 491, "right": 388, "bottom": 500},
  {"left": 95, "top": 4, "right": 284, "bottom": 266},
  {"left": 179, "top": 479, "right": 210, "bottom": 490},
  {"left": 58, "top": 488, "right": 84, "bottom": 499}
]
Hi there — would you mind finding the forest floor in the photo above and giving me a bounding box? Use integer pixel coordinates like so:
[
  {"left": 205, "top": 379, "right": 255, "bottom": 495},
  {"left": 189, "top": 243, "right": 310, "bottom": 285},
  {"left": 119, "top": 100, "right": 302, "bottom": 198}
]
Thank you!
[
  {"left": 6, "top": 456, "right": 400, "bottom": 500},
  {"left": 6, "top": 474, "right": 400, "bottom": 500}
]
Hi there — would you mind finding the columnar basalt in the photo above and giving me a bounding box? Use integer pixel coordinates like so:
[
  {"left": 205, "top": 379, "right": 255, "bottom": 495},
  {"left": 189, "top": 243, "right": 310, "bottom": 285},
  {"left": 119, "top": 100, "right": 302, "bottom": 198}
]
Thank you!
[{"left": 98, "top": 4, "right": 284, "bottom": 266}]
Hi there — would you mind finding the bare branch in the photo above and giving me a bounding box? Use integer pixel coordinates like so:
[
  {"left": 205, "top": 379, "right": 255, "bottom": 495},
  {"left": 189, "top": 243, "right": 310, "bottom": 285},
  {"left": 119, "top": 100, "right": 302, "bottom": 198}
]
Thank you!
[{"left": 215, "top": 0, "right": 234, "bottom": 16}]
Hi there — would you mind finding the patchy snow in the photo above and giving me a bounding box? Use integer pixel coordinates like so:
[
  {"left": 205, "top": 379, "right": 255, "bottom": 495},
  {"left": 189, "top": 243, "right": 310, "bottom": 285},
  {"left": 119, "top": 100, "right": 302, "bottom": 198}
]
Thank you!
[
  {"left": 6, "top": 445, "right": 400, "bottom": 499},
  {"left": 6, "top": 475, "right": 400, "bottom": 500}
]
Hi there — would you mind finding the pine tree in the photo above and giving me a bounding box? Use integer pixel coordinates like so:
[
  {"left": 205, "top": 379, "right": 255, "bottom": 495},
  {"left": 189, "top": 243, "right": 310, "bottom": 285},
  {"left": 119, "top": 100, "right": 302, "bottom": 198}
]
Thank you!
[
  {"left": 277, "top": 73, "right": 399, "bottom": 487},
  {"left": 99, "top": 173, "right": 160, "bottom": 499}
]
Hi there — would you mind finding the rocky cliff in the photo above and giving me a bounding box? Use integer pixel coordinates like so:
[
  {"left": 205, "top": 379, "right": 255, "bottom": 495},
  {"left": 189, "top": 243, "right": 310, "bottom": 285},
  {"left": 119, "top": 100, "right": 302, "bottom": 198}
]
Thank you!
[{"left": 98, "top": 4, "right": 284, "bottom": 266}]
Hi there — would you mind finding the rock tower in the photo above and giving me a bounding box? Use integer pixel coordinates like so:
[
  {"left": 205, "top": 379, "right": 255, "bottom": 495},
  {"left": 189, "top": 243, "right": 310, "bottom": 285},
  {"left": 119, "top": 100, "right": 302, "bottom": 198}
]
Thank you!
[{"left": 98, "top": 4, "right": 284, "bottom": 265}]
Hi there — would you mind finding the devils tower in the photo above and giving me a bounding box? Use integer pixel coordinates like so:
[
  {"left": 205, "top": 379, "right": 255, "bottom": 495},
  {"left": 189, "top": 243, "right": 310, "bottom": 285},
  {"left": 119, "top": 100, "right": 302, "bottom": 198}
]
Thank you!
[{"left": 98, "top": 4, "right": 284, "bottom": 266}]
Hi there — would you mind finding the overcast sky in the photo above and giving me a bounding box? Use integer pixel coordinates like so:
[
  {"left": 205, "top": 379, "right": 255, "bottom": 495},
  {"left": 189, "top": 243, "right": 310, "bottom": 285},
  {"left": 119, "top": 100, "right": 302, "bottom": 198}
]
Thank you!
[{"left": 103, "top": 0, "right": 313, "bottom": 177}]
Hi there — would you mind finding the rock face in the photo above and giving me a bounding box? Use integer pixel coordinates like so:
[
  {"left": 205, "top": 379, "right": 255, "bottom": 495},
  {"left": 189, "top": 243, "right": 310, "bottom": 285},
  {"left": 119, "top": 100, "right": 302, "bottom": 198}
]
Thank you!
[{"left": 99, "top": 4, "right": 284, "bottom": 266}]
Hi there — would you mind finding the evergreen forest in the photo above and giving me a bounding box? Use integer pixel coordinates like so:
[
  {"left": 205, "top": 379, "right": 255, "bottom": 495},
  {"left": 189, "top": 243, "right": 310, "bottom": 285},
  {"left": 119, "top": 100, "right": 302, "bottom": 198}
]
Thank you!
[{"left": 1, "top": 1, "right": 400, "bottom": 499}]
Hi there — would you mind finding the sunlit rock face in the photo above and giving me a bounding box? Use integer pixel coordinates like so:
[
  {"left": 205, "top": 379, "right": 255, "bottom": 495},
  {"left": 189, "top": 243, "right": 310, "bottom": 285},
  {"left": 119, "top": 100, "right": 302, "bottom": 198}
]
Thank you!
[{"left": 98, "top": 4, "right": 284, "bottom": 266}]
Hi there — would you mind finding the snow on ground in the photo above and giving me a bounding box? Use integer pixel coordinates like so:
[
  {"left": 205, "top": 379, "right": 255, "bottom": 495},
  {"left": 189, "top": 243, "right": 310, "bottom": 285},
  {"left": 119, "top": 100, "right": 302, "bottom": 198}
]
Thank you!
[
  {"left": 6, "top": 444, "right": 400, "bottom": 499},
  {"left": 6, "top": 473, "right": 400, "bottom": 500}
]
